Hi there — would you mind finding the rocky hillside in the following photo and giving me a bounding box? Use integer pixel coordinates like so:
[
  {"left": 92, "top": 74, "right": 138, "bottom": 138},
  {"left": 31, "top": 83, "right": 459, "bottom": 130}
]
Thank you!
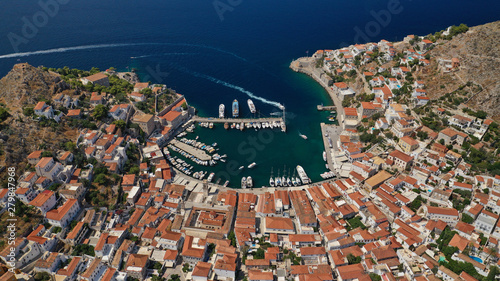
[
  {"left": 417, "top": 21, "right": 500, "bottom": 120},
  {"left": 0, "top": 64, "right": 78, "bottom": 180},
  {"left": 0, "top": 63, "right": 72, "bottom": 109}
]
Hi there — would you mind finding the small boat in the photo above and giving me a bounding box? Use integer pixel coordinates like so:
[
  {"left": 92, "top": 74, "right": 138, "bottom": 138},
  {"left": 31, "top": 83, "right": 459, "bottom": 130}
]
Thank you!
[
  {"left": 207, "top": 172, "right": 215, "bottom": 182},
  {"left": 223, "top": 180, "right": 229, "bottom": 187},
  {"left": 209, "top": 123, "right": 214, "bottom": 129},
  {"left": 299, "top": 132, "right": 308, "bottom": 140},
  {"left": 278, "top": 103, "right": 285, "bottom": 110},
  {"left": 232, "top": 99, "right": 239, "bottom": 118},
  {"left": 224, "top": 122, "right": 229, "bottom": 129},
  {"left": 323, "top": 151, "right": 327, "bottom": 161},
  {"left": 248, "top": 162, "right": 257, "bottom": 169},
  {"left": 247, "top": 99, "right": 256, "bottom": 114},
  {"left": 219, "top": 104, "right": 225, "bottom": 118},
  {"left": 241, "top": 177, "right": 247, "bottom": 189},
  {"left": 240, "top": 122, "right": 245, "bottom": 131},
  {"left": 239, "top": 166, "right": 244, "bottom": 170},
  {"left": 247, "top": 176, "right": 253, "bottom": 188}
]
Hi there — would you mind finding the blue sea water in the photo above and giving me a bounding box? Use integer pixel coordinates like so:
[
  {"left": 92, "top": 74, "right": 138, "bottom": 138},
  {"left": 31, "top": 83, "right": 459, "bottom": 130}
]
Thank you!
[{"left": 0, "top": 0, "right": 498, "bottom": 187}]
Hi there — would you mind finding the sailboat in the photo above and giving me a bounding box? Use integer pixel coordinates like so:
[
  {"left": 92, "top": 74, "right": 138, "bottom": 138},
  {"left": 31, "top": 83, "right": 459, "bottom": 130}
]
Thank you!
[
  {"left": 287, "top": 169, "right": 292, "bottom": 186},
  {"left": 282, "top": 166, "right": 287, "bottom": 187},
  {"left": 270, "top": 168, "right": 275, "bottom": 187},
  {"left": 275, "top": 169, "right": 281, "bottom": 187}
]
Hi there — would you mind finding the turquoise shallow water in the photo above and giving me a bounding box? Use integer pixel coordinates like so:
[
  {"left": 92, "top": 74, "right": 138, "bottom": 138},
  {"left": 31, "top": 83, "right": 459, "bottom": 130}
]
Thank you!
[{"left": 0, "top": 0, "right": 498, "bottom": 187}]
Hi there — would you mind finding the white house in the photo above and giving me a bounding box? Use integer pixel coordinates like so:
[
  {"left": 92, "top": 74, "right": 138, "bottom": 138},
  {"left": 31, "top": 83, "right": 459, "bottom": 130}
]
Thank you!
[
  {"left": 29, "top": 190, "right": 57, "bottom": 215},
  {"left": 45, "top": 199, "right": 81, "bottom": 228}
]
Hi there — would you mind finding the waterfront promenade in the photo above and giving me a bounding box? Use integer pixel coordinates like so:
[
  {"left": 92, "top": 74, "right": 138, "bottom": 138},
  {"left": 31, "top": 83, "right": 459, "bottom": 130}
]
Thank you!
[
  {"left": 171, "top": 166, "right": 337, "bottom": 194},
  {"left": 320, "top": 122, "right": 342, "bottom": 175}
]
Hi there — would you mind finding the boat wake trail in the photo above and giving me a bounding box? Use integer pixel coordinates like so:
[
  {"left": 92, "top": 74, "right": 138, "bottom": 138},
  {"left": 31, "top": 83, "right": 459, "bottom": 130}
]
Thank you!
[
  {"left": 0, "top": 43, "right": 143, "bottom": 59},
  {"left": 0, "top": 42, "right": 246, "bottom": 62},
  {"left": 178, "top": 67, "right": 283, "bottom": 109},
  {"left": 131, "top": 52, "right": 199, "bottom": 59}
]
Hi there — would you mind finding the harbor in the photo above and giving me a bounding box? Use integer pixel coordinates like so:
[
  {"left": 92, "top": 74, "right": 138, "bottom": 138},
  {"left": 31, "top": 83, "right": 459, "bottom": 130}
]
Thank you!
[{"left": 161, "top": 92, "right": 333, "bottom": 188}]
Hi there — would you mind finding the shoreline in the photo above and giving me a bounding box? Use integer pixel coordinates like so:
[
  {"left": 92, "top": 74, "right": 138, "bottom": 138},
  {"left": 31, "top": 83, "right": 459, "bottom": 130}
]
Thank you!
[
  {"left": 171, "top": 166, "right": 337, "bottom": 193},
  {"left": 290, "top": 57, "right": 345, "bottom": 129}
]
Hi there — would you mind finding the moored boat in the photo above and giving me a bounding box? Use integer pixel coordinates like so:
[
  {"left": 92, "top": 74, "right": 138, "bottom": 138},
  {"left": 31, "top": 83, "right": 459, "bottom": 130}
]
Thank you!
[
  {"left": 247, "top": 176, "right": 253, "bottom": 188},
  {"left": 270, "top": 168, "right": 275, "bottom": 187},
  {"left": 241, "top": 177, "right": 247, "bottom": 189},
  {"left": 219, "top": 104, "right": 225, "bottom": 118},
  {"left": 232, "top": 99, "right": 239, "bottom": 117},
  {"left": 247, "top": 99, "right": 256, "bottom": 113},
  {"left": 296, "top": 165, "right": 311, "bottom": 184},
  {"left": 248, "top": 162, "right": 257, "bottom": 169}
]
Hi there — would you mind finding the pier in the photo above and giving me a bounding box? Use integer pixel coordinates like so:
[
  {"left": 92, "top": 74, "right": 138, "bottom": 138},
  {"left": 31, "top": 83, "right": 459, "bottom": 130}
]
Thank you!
[
  {"left": 192, "top": 116, "right": 284, "bottom": 124},
  {"left": 192, "top": 116, "right": 286, "bottom": 132},
  {"left": 317, "top": 105, "right": 337, "bottom": 111},
  {"left": 170, "top": 139, "right": 212, "bottom": 161}
]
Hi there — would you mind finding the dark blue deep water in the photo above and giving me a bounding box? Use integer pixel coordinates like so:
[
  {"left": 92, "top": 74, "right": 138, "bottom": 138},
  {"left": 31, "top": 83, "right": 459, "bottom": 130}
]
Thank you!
[{"left": 0, "top": 0, "right": 498, "bottom": 187}]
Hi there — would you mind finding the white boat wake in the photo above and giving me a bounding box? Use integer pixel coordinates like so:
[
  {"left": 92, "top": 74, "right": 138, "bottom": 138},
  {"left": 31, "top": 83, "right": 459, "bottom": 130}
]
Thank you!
[
  {"left": 179, "top": 67, "right": 283, "bottom": 109},
  {"left": 0, "top": 43, "right": 142, "bottom": 59},
  {"left": 0, "top": 43, "right": 246, "bottom": 62},
  {"left": 131, "top": 52, "right": 199, "bottom": 59}
]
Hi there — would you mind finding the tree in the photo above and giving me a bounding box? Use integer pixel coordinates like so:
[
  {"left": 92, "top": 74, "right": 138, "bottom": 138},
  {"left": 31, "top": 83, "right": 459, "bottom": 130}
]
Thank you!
[
  {"left": 112, "top": 119, "right": 127, "bottom": 129},
  {"left": 228, "top": 231, "right": 237, "bottom": 247},
  {"left": 94, "top": 174, "right": 109, "bottom": 185},
  {"left": 23, "top": 107, "right": 34, "bottom": 116},
  {"left": 417, "top": 131, "right": 428, "bottom": 141},
  {"left": 34, "top": 272, "right": 52, "bottom": 281},
  {"left": 486, "top": 266, "right": 500, "bottom": 280},
  {"left": 461, "top": 213, "right": 474, "bottom": 224},
  {"left": 65, "top": 141, "right": 77, "bottom": 152},
  {"left": 347, "top": 253, "right": 361, "bottom": 264},
  {"left": 254, "top": 248, "right": 265, "bottom": 259},
  {"left": 129, "top": 165, "right": 140, "bottom": 175},
  {"left": 93, "top": 104, "right": 108, "bottom": 120},
  {"left": 72, "top": 244, "right": 95, "bottom": 256},
  {"left": 168, "top": 275, "right": 180, "bottom": 281},
  {"left": 369, "top": 273, "right": 381, "bottom": 281},
  {"left": 0, "top": 107, "right": 9, "bottom": 122}
]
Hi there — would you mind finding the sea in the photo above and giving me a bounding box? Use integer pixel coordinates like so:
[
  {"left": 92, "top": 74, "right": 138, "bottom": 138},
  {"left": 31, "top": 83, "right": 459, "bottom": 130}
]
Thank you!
[{"left": 0, "top": 0, "right": 498, "bottom": 187}]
